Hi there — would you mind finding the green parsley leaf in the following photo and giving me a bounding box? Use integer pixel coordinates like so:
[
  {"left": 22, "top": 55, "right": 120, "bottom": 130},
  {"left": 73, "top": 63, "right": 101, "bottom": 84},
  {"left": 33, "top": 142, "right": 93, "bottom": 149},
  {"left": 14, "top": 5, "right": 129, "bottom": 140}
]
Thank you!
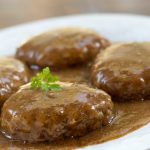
[
  {"left": 49, "top": 84, "right": 62, "bottom": 91},
  {"left": 30, "top": 67, "right": 61, "bottom": 92}
]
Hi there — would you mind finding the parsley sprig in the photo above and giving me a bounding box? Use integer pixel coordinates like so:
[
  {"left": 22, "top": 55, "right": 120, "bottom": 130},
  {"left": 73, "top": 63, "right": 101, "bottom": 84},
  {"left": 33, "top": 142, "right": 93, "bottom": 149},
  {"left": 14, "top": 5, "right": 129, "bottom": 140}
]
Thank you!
[{"left": 30, "top": 67, "right": 61, "bottom": 92}]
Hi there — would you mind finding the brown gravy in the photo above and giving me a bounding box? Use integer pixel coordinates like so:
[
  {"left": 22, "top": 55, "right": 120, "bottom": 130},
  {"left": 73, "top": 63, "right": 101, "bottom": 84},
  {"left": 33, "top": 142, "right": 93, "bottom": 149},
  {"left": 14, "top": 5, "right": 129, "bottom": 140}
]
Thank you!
[{"left": 0, "top": 65, "right": 150, "bottom": 149}]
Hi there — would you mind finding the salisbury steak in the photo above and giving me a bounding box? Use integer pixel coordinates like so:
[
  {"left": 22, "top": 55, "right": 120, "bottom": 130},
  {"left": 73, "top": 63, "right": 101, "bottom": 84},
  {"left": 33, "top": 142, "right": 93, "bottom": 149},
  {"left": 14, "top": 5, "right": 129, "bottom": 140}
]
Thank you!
[
  {"left": 91, "top": 42, "right": 150, "bottom": 101},
  {"left": 16, "top": 27, "right": 110, "bottom": 68},
  {"left": 1, "top": 82, "right": 114, "bottom": 142},
  {"left": 0, "top": 57, "right": 30, "bottom": 106}
]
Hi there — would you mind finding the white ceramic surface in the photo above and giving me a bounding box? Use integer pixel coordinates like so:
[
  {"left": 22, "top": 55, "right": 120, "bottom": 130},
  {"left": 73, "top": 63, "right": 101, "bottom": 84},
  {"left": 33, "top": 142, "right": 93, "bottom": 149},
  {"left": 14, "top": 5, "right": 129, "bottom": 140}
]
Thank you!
[{"left": 0, "top": 13, "right": 150, "bottom": 150}]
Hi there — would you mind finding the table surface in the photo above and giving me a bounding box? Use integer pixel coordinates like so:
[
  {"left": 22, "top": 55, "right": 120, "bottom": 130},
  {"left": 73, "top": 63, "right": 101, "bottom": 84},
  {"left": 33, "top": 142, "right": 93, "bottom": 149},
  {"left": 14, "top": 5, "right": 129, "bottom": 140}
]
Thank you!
[{"left": 0, "top": 0, "right": 150, "bottom": 29}]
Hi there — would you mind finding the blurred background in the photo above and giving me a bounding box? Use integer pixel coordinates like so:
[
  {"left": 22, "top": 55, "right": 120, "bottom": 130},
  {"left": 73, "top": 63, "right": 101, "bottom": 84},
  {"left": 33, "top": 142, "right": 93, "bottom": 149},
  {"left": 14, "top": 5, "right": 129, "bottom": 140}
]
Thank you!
[{"left": 0, "top": 0, "right": 150, "bottom": 29}]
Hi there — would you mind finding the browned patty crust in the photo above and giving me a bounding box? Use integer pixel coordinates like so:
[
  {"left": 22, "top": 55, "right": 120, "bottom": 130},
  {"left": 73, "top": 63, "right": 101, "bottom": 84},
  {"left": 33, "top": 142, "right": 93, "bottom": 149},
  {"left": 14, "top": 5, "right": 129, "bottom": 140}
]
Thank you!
[
  {"left": 91, "top": 42, "right": 150, "bottom": 101},
  {"left": 0, "top": 57, "right": 31, "bottom": 106},
  {"left": 16, "top": 27, "right": 110, "bottom": 68},
  {"left": 1, "top": 82, "right": 114, "bottom": 142}
]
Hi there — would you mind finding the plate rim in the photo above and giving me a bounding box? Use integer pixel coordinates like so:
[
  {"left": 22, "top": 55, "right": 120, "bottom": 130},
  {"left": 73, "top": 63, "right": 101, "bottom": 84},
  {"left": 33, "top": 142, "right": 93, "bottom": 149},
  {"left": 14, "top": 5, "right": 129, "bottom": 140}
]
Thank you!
[{"left": 1, "top": 13, "right": 150, "bottom": 33}]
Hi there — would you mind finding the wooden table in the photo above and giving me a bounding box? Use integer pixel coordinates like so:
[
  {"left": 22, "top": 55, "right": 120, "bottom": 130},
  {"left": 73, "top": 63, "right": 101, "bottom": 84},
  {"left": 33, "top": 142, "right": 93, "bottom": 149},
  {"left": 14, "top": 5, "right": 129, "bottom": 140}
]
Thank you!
[{"left": 0, "top": 0, "right": 150, "bottom": 29}]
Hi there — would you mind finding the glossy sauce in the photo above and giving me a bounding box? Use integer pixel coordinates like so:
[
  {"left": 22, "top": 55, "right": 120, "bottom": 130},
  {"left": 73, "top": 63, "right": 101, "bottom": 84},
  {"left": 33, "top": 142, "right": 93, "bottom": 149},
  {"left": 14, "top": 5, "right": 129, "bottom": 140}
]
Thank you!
[
  {"left": 0, "top": 65, "right": 150, "bottom": 149},
  {"left": 0, "top": 100, "right": 150, "bottom": 149},
  {"left": 0, "top": 57, "right": 31, "bottom": 107},
  {"left": 16, "top": 28, "right": 110, "bottom": 68},
  {"left": 53, "top": 65, "right": 91, "bottom": 84},
  {"left": 91, "top": 43, "right": 150, "bottom": 101},
  {"left": 1, "top": 82, "right": 113, "bottom": 143}
]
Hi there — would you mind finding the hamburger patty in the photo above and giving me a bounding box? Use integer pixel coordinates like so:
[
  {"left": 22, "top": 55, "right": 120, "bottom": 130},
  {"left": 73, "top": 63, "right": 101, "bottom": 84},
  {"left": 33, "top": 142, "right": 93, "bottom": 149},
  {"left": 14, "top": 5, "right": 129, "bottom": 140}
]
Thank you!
[
  {"left": 91, "top": 42, "right": 150, "bottom": 101},
  {"left": 16, "top": 27, "right": 110, "bottom": 68},
  {"left": 1, "top": 82, "right": 114, "bottom": 142},
  {"left": 0, "top": 57, "right": 30, "bottom": 106}
]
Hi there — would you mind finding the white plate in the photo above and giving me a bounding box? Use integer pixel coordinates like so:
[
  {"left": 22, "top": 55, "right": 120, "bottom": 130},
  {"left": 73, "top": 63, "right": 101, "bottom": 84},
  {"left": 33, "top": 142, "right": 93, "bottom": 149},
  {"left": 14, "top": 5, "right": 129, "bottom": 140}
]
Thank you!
[{"left": 0, "top": 13, "right": 150, "bottom": 150}]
